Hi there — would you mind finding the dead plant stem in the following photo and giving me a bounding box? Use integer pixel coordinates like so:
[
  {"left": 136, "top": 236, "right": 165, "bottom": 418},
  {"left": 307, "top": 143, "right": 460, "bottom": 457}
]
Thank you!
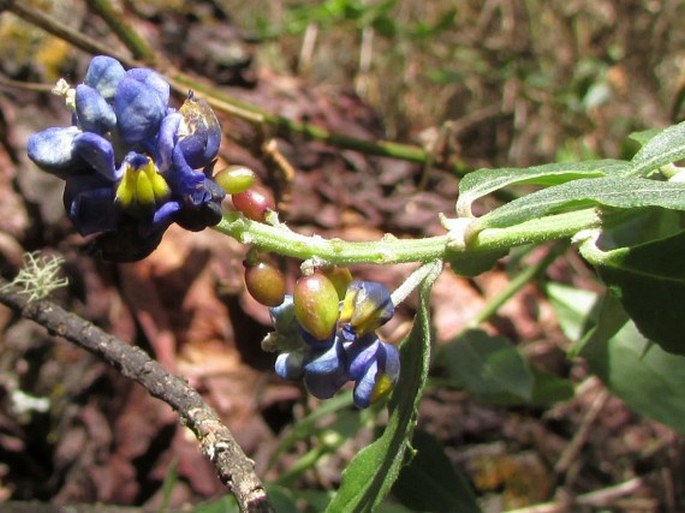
[{"left": 0, "top": 278, "right": 273, "bottom": 513}]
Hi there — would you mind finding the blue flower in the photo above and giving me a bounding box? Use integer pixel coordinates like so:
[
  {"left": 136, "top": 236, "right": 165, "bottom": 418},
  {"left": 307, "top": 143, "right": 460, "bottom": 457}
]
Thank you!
[
  {"left": 27, "top": 56, "right": 225, "bottom": 261},
  {"left": 267, "top": 281, "right": 400, "bottom": 408}
]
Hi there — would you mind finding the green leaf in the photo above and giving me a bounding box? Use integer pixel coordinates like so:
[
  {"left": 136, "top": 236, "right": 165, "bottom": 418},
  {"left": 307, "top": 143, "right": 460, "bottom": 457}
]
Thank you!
[
  {"left": 441, "top": 329, "right": 534, "bottom": 404},
  {"left": 529, "top": 367, "right": 574, "bottom": 406},
  {"left": 456, "top": 160, "right": 629, "bottom": 217},
  {"left": 191, "top": 496, "right": 239, "bottom": 513},
  {"left": 628, "top": 127, "right": 663, "bottom": 147},
  {"left": 472, "top": 176, "right": 685, "bottom": 233},
  {"left": 545, "top": 282, "right": 599, "bottom": 342},
  {"left": 158, "top": 457, "right": 178, "bottom": 513},
  {"left": 439, "top": 329, "right": 572, "bottom": 406},
  {"left": 392, "top": 430, "right": 481, "bottom": 513},
  {"left": 580, "top": 230, "right": 685, "bottom": 355},
  {"left": 570, "top": 292, "right": 629, "bottom": 357},
  {"left": 629, "top": 120, "right": 685, "bottom": 177},
  {"left": 266, "top": 484, "right": 301, "bottom": 513},
  {"left": 582, "top": 316, "right": 685, "bottom": 434},
  {"left": 323, "top": 262, "right": 441, "bottom": 513}
]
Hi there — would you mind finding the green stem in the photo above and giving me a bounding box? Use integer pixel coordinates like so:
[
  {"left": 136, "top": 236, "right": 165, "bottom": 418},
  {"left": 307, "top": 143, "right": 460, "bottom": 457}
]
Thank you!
[
  {"left": 85, "top": 0, "right": 156, "bottom": 62},
  {"left": 215, "top": 213, "right": 450, "bottom": 265},
  {"left": 215, "top": 207, "right": 603, "bottom": 267},
  {"left": 466, "top": 208, "right": 602, "bottom": 252}
]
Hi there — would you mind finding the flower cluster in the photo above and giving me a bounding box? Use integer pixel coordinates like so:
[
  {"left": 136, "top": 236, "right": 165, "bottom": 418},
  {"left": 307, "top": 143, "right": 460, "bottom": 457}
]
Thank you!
[
  {"left": 27, "top": 56, "right": 225, "bottom": 261},
  {"left": 264, "top": 278, "right": 400, "bottom": 409}
]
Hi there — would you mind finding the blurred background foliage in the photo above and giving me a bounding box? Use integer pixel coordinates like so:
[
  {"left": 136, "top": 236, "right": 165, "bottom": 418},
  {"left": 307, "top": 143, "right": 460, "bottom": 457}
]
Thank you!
[
  {"left": 5, "top": 0, "right": 685, "bottom": 166},
  {"left": 218, "top": 0, "right": 685, "bottom": 164}
]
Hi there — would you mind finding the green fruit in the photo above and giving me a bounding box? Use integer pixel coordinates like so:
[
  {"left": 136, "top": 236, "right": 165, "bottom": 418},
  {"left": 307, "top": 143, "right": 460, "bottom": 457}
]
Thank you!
[
  {"left": 244, "top": 261, "right": 286, "bottom": 307},
  {"left": 214, "top": 165, "right": 256, "bottom": 194},
  {"left": 294, "top": 272, "right": 340, "bottom": 341}
]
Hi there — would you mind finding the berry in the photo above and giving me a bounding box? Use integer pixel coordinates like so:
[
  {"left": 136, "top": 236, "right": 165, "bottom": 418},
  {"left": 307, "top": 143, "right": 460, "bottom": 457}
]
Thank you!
[
  {"left": 214, "top": 165, "right": 256, "bottom": 194},
  {"left": 293, "top": 272, "right": 340, "bottom": 341},
  {"left": 244, "top": 261, "right": 286, "bottom": 307},
  {"left": 232, "top": 185, "right": 275, "bottom": 222}
]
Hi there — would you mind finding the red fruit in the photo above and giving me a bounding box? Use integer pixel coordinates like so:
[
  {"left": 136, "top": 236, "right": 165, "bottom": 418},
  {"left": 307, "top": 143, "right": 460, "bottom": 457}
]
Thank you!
[
  {"left": 294, "top": 272, "right": 340, "bottom": 341},
  {"left": 244, "top": 261, "right": 286, "bottom": 307},
  {"left": 232, "top": 186, "right": 275, "bottom": 222}
]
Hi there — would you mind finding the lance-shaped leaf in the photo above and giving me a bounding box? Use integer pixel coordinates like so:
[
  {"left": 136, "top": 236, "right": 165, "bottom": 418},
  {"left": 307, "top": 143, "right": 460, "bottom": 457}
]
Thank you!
[
  {"left": 470, "top": 176, "right": 685, "bottom": 234},
  {"left": 456, "top": 159, "right": 629, "bottom": 217},
  {"left": 324, "top": 262, "right": 441, "bottom": 513},
  {"left": 628, "top": 120, "right": 685, "bottom": 177}
]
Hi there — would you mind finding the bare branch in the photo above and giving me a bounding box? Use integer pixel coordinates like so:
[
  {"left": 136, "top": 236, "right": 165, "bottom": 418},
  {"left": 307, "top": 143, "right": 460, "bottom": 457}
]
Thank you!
[{"left": 0, "top": 278, "right": 274, "bottom": 513}]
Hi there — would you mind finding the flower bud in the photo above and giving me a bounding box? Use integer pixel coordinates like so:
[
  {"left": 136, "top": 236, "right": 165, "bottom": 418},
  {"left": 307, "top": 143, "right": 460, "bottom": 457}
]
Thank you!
[
  {"left": 340, "top": 281, "right": 394, "bottom": 336},
  {"left": 293, "top": 272, "right": 340, "bottom": 341},
  {"left": 352, "top": 341, "right": 400, "bottom": 408}
]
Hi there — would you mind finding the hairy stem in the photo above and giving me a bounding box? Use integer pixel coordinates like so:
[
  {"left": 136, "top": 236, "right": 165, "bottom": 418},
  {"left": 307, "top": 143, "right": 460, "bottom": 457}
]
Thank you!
[{"left": 215, "top": 213, "right": 450, "bottom": 265}]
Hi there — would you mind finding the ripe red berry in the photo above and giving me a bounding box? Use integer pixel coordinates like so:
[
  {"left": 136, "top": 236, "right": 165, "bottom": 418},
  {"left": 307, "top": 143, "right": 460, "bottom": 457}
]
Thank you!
[
  {"left": 232, "top": 186, "right": 275, "bottom": 222},
  {"left": 244, "top": 261, "right": 286, "bottom": 307},
  {"left": 293, "top": 272, "right": 340, "bottom": 341}
]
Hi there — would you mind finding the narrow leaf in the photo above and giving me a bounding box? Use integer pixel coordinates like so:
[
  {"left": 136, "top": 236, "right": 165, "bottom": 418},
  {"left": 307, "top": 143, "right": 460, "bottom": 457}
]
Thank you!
[
  {"left": 628, "top": 127, "right": 663, "bottom": 147},
  {"left": 629, "top": 120, "right": 685, "bottom": 177},
  {"left": 570, "top": 292, "right": 629, "bottom": 357},
  {"left": 472, "top": 176, "right": 685, "bottom": 232},
  {"left": 324, "top": 262, "right": 441, "bottom": 513},
  {"left": 456, "top": 160, "right": 628, "bottom": 217}
]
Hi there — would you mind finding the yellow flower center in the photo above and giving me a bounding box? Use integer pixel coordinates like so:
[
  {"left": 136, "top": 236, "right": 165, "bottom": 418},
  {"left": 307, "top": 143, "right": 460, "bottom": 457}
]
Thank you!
[
  {"left": 115, "top": 156, "right": 170, "bottom": 212},
  {"left": 370, "top": 372, "right": 395, "bottom": 405}
]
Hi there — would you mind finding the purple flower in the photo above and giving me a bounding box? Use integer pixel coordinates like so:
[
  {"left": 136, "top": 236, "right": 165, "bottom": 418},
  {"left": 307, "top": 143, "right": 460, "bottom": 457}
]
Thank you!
[
  {"left": 268, "top": 282, "right": 400, "bottom": 408},
  {"left": 27, "top": 56, "right": 225, "bottom": 261}
]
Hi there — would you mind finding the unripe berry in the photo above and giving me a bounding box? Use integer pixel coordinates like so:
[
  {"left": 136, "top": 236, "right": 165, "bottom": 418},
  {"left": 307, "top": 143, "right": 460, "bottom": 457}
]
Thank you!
[
  {"left": 214, "top": 165, "right": 256, "bottom": 194},
  {"left": 244, "top": 261, "right": 286, "bottom": 307},
  {"left": 294, "top": 272, "right": 340, "bottom": 341},
  {"left": 232, "top": 185, "right": 275, "bottom": 222}
]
